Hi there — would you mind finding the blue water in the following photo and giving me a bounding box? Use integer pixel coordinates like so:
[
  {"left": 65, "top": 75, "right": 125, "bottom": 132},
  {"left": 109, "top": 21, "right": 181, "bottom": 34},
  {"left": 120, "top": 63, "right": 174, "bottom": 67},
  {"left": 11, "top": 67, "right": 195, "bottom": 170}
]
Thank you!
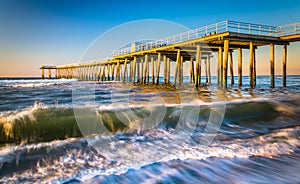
[{"left": 0, "top": 76, "right": 300, "bottom": 183}]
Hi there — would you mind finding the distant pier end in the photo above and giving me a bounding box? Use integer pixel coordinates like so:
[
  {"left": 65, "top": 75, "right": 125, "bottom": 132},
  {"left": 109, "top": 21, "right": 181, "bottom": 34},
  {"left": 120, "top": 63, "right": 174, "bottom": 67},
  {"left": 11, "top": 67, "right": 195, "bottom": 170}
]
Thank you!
[{"left": 40, "top": 20, "right": 300, "bottom": 88}]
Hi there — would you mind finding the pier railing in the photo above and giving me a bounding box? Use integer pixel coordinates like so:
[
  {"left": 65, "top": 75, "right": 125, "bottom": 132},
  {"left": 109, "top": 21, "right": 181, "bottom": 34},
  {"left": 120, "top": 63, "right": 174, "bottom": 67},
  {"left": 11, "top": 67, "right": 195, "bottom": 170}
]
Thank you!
[
  {"left": 277, "top": 22, "right": 300, "bottom": 36},
  {"left": 112, "top": 20, "right": 300, "bottom": 56}
]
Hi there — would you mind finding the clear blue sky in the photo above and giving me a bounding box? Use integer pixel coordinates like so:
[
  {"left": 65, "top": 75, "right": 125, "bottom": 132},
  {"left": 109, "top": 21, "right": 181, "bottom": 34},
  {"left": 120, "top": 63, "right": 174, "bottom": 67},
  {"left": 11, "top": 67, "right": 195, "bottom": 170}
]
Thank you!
[{"left": 1, "top": 0, "right": 300, "bottom": 76}]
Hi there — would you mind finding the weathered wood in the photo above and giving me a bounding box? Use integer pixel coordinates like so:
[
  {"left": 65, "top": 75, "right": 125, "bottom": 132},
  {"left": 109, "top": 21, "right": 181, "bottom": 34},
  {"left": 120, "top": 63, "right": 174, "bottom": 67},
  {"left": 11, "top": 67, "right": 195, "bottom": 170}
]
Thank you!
[
  {"left": 238, "top": 48, "right": 242, "bottom": 87},
  {"left": 144, "top": 55, "right": 149, "bottom": 84},
  {"left": 253, "top": 49, "right": 256, "bottom": 87},
  {"left": 123, "top": 59, "right": 128, "bottom": 82},
  {"left": 195, "top": 45, "right": 201, "bottom": 87},
  {"left": 151, "top": 57, "right": 155, "bottom": 84},
  {"left": 174, "top": 49, "right": 180, "bottom": 85},
  {"left": 164, "top": 55, "right": 167, "bottom": 84},
  {"left": 229, "top": 51, "right": 234, "bottom": 85},
  {"left": 223, "top": 40, "right": 229, "bottom": 88},
  {"left": 167, "top": 58, "right": 170, "bottom": 84},
  {"left": 249, "top": 42, "right": 254, "bottom": 88},
  {"left": 137, "top": 58, "right": 140, "bottom": 83},
  {"left": 283, "top": 45, "right": 287, "bottom": 87},
  {"left": 41, "top": 69, "right": 45, "bottom": 79},
  {"left": 180, "top": 56, "right": 183, "bottom": 85},
  {"left": 270, "top": 44, "right": 275, "bottom": 88},
  {"left": 207, "top": 55, "right": 211, "bottom": 84},
  {"left": 132, "top": 57, "right": 137, "bottom": 83},
  {"left": 156, "top": 53, "right": 161, "bottom": 84},
  {"left": 141, "top": 58, "right": 144, "bottom": 83},
  {"left": 218, "top": 47, "right": 222, "bottom": 86},
  {"left": 204, "top": 58, "right": 208, "bottom": 84},
  {"left": 190, "top": 56, "right": 194, "bottom": 83}
]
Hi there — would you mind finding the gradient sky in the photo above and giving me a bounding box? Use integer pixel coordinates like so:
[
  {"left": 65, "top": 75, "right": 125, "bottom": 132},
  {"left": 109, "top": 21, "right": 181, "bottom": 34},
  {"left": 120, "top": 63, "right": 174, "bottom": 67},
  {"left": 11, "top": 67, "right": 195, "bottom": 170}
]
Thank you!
[{"left": 0, "top": 0, "right": 300, "bottom": 77}]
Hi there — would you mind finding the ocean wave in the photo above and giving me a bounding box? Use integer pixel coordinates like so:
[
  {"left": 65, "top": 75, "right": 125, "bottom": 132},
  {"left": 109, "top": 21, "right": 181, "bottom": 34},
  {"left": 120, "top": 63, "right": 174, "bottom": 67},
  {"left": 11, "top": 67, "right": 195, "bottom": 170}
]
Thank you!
[
  {"left": 0, "top": 126, "right": 299, "bottom": 183},
  {"left": 0, "top": 97, "right": 299, "bottom": 146}
]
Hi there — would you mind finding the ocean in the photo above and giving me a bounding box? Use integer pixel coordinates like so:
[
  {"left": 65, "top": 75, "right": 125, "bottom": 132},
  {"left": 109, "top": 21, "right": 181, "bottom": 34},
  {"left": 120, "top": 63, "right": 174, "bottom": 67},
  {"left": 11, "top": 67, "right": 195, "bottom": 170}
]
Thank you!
[{"left": 0, "top": 76, "right": 300, "bottom": 183}]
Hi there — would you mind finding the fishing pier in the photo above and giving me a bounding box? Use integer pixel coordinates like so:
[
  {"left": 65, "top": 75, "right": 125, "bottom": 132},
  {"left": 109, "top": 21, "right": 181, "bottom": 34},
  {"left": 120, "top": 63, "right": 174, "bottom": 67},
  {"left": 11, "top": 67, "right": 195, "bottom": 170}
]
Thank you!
[{"left": 40, "top": 20, "right": 300, "bottom": 88}]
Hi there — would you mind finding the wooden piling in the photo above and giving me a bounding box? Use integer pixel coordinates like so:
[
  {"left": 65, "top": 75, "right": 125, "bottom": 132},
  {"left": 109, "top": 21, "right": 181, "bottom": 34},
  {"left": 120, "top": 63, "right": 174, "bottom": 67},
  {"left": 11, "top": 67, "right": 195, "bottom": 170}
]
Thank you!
[
  {"left": 229, "top": 51, "right": 234, "bottom": 85},
  {"left": 195, "top": 45, "right": 201, "bottom": 87},
  {"left": 270, "top": 44, "right": 275, "bottom": 88},
  {"left": 208, "top": 56, "right": 211, "bottom": 84},
  {"left": 132, "top": 57, "right": 137, "bottom": 83},
  {"left": 156, "top": 53, "right": 161, "bottom": 84},
  {"left": 180, "top": 56, "right": 183, "bottom": 85},
  {"left": 253, "top": 49, "right": 257, "bottom": 87},
  {"left": 141, "top": 58, "right": 144, "bottom": 83},
  {"left": 164, "top": 55, "right": 167, "bottom": 84},
  {"left": 151, "top": 57, "right": 155, "bottom": 84},
  {"left": 167, "top": 58, "right": 170, "bottom": 84},
  {"left": 190, "top": 56, "right": 195, "bottom": 83},
  {"left": 137, "top": 59, "right": 140, "bottom": 83},
  {"left": 144, "top": 55, "right": 149, "bottom": 84},
  {"left": 41, "top": 69, "right": 45, "bottom": 79},
  {"left": 48, "top": 69, "right": 51, "bottom": 79},
  {"left": 238, "top": 48, "right": 242, "bottom": 87},
  {"left": 204, "top": 58, "right": 208, "bottom": 84},
  {"left": 249, "top": 42, "right": 254, "bottom": 88},
  {"left": 223, "top": 40, "right": 229, "bottom": 88},
  {"left": 174, "top": 49, "right": 180, "bottom": 85},
  {"left": 218, "top": 47, "right": 223, "bottom": 86},
  {"left": 282, "top": 45, "right": 287, "bottom": 87},
  {"left": 123, "top": 59, "right": 128, "bottom": 82}
]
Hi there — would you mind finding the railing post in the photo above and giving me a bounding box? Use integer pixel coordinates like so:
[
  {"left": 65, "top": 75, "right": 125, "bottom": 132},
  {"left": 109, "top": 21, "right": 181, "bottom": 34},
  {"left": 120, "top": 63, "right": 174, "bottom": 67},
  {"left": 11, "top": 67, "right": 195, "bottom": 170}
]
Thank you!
[
  {"left": 249, "top": 24, "right": 251, "bottom": 34},
  {"left": 226, "top": 20, "right": 228, "bottom": 32}
]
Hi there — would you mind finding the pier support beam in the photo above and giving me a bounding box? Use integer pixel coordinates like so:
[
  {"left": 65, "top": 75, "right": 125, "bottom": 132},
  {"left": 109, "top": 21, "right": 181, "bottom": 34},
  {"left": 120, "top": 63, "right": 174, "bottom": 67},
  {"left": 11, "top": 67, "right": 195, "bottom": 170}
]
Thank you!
[
  {"left": 180, "top": 56, "right": 183, "bottom": 85},
  {"left": 156, "top": 53, "right": 161, "bottom": 84},
  {"left": 167, "top": 58, "right": 170, "bottom": 84},
  {"left": 145, "top": 55, "right": 149, "bottom": 84},
  {"left": 151, "top": 57, "right": 155, "bottom": 84},
  {"left": 229, "top": 51, "right": 234, "bottom": 85},
  {"left": 204, "top": 58, "right": 208, "bottom": 84},
  {"left": 207, "top": 55, "right": 211, "bottom": 84},
  {"left": 250, "top": 42, "right": 254, "bottom": 88},
  {"left": 132, "top": 57, "right": 137, "bottom": 83},
  {"left": 282, "top": 45, "right": 287, "bottom": 87},
  {"left": 195, "top": 45, "right": 201, "bottom": 88},
  {"left": 223, "top": 40, "right": 229, "bottom": 88},
  {"left": 190, "top": 56, "right": 194, "bottom": 84},
  {"left": 218, "top": 47, "right": 223, "bottom": 86},
  {"left": 238, "top": 48, "right": 242, "bottom": 87},
  {"left": 270, "top": 44, "right": 275, "bottom": 88},
  {"left": 164, "top": 55, "right": 167, "bottom": 84},
  {"left": 174, "top": 49, "right": 181, "bottom": 85},
  {"left": 41, "top": 69, "right": 45, "bottom": 79},
  {"left": 137, "top": 59, "right": 140, "bottom": 83},
  {"left": 253, "top": 49, "right": 257, "bottom": 87},
  {"left": 48, "top": 69, "right": 51, "bottom": 79},
  {"left": 123, "top": 59, "right": 128, "bottom": 82}
]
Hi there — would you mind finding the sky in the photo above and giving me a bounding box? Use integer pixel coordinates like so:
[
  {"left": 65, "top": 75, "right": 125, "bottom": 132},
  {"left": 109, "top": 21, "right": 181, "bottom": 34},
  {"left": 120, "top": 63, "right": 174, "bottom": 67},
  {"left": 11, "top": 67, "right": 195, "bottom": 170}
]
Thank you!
[{"left": 0, "top": 0, "right": 300, "bottom": 77}]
